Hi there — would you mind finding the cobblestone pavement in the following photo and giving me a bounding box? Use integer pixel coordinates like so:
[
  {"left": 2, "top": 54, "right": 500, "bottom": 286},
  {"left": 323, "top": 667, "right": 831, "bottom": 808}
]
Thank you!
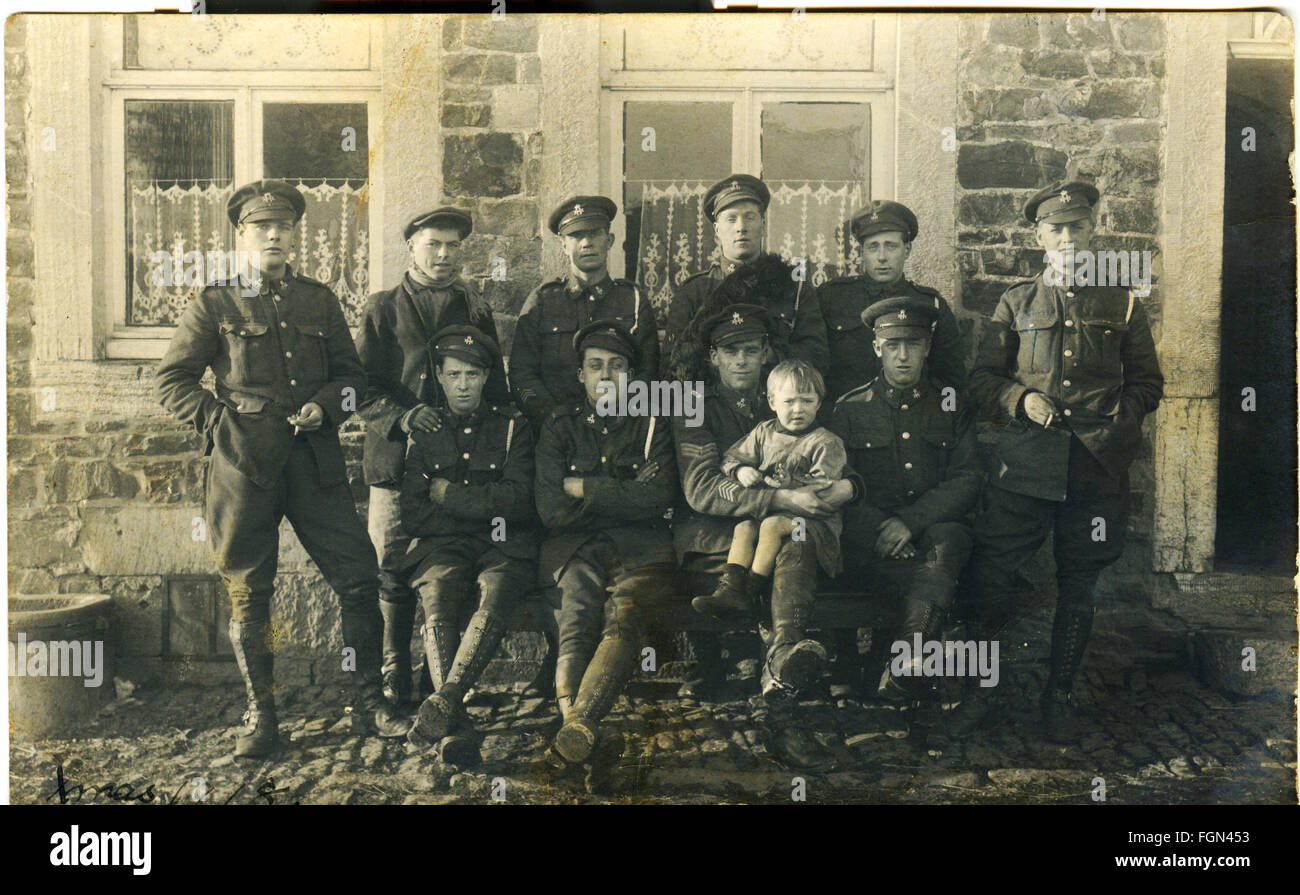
[{"left": 9, "top": 617, "right": 1296, "bottom": 805}]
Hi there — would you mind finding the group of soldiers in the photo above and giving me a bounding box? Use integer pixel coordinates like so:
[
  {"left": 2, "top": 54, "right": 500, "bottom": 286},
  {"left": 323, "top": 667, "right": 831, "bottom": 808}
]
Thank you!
[{"left": 156, "top": 170, "right": 1163, "bottom": 779}]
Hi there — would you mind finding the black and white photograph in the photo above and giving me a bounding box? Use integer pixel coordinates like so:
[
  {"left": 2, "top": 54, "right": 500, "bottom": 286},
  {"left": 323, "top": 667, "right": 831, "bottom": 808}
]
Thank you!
[{"left": 4, "top": 5, "right": 1297, "bottom": 820}]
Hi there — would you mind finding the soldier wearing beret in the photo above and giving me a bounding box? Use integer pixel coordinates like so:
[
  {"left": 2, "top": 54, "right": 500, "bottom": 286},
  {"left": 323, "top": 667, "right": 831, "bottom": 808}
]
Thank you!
[
  {"left": 960, "top": 180, "right": 1163, "bottom": 740},
  {"left": 662, "top": 174, "right": 830, "bottom": 386},
  {"left": 355, "top": 206, "right": 510, "bottom": 712},
  {"left": 511, "top": 196, "right": 660, "bottom": 433},
  {"left": 830, "top": 297, "right": 983, "bottom": 715},
  {"left": 397, "top": 325, "right": 537, "bottom": 764},
  {"left": 534, "top": 320, "right": 678, "bottom": 787},
  {"left": 156, "top": 179, "right": 404, "bottom": 757},
  {"left": 818, "top": 200, "right": 966, "bottom": 412},
  {"left": 670, "top": 305, "right": 858, "bottom": 705}
]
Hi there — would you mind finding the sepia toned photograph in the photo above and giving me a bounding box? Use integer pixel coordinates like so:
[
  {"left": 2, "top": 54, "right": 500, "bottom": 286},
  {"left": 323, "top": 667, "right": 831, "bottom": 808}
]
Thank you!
[{"left": 4, "top": 8, "right": 1297, "bottom": 811}]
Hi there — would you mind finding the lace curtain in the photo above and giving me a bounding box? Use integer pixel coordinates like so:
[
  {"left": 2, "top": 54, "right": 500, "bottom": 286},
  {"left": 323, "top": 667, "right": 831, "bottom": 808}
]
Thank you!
[
  {"left": 635, "top": 179, "right": 866, "bottom": 314},
  {"left": 128, "top": 179, "right": 370, "bottom": 327}
]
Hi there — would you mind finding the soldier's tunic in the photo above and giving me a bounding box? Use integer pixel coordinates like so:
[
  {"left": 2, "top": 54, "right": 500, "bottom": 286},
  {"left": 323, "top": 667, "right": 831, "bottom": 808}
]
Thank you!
[
  {"left": 662, "top": 257, "right": 829, "bottom": 382},
  {"left": 965, "top": 273, "right": 1164, "bottom": 599},
  {"left": 818, "top": 275, "right": 966, "bottom": 409},
  {"left": 510, "top": 274, "right": 659, "bottom": 431},
  {"left": 831, "top": 375, "right": 982, "bottom": 598},
  {"left": 534, "top": 402, "right": 678, "bottom": 688},
  {"left": 155, "top": 266, "right": 377, "bottom": 623},
  {"left": 398, "top": 402, "right": 537, "bottom": 621},
  {"left": 356, "top": 273, "right": 510, "bottom": 609}
]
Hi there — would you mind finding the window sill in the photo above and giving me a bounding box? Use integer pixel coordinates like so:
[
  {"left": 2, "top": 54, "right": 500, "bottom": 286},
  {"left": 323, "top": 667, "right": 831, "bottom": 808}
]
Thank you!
[{"left": 106, "top": 335, "right": 169, "bottom": 360}]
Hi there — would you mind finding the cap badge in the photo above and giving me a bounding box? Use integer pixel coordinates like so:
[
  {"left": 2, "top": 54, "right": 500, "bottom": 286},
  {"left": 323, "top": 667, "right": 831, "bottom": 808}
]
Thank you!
[
  {"left": 464, "top": 335, "right": 474, "bottom": 345},
  {"left": 1059, "top": 189, "right": 1072, "bottom": 205},
  {"left": 586, "top": 414, "right": 596, "bottom": 425},
  {"left": 572, "top": 204, "right": 584, "bottom": 217},
  {"left": 897, "top": 308, "right": 907, "bottom": 320},
  {"left": 261, "top": 192, "right": 277, "bottom": 204},
  {"left": 731, "top": 312, "right": 743, "bottom": 326}
]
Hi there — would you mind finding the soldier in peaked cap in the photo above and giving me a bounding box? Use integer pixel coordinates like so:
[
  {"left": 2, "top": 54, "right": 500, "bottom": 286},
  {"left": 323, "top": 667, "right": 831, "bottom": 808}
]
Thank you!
[
  {"left": 511, "top": 195, "right": 660, "bottom": 434},
  {"left": 663, "top": 173, "right": 829, "bottom": 388},
  {"left": 510, "top": 196, "right": 660, "bottom": 701},
  {"left": 355, "top": 206, "right": 510, "bottom": 713},
  {"left": 399, "top": 324, "right": 537, "bottom": 764},
  {"left": 959, "top": 178, "right": 1163, "bottom": 741},
  {"left": 818, "top": 199, "right": 966, "bottom": 413},
  {"left": 533, "top": 319, "right": 678, "bottom": 787},
  {"left": 156, "top": 178, "right": 406, "bottom": 756},
  {"left": 830, "top": 296, "right": 982, "bottom": 716}
]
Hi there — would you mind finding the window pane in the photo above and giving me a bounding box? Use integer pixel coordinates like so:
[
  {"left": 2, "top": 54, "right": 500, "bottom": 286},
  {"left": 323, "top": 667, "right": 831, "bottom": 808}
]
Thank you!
[
  {"left": 762, "top": 102, "right": 870, "bottom": 285},
  {"left": 125, "top": 100, "right": 234, "bottom": 326},
  {"left": 263, "top": 102, "right": 370, "bottom": 326},
  {"left": 623, "top": 101, "right": 732, "bottom": 310}
]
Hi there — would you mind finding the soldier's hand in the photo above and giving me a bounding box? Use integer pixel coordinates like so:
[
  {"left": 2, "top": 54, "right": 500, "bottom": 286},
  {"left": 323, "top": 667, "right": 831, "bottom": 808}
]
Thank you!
[
  {"left": 288, "top": 402, "right": 325, "bottom": 433},
  {"left": 1023, "top": 391, "right": 1058, "bottom": 427},
  {"left": 775, "top": 485, "right": 834, "bottom": 517},
  {"left": 402, "top": 405, "right": 442, "bottom": 434},
  {"left": 428, "top": 478, "right": 450, "bottom": 502},
  {"left": 562, "top": 477, "right": 585, "bottom": 499},
  {"left": 736, "top": 466, "right": 764, "bottom": 487},
  {"left": 876, "top": 517, "right": 913, "bottom": 558},
  {"left": 634, "top": 461, "right": 660, "bottom": 483},
  {"left": 814, "top": 479, "right": 855, "bottom": 510}
]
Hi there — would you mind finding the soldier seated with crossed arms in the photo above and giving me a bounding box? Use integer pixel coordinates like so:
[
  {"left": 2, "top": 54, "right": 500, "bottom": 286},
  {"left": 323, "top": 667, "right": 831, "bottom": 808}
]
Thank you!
[{"left": 398, "top": 325, "right": 538, "bottom": 765}]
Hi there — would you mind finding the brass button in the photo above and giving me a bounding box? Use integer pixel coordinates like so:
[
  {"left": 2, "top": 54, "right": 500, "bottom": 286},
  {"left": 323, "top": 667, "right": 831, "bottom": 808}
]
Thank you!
[
  {"left": 907, "top": 490, "right": 915, "bottom": 497},
  {"left": 901, "top": 432, "right": 910, "bottom": 440},
  {"left": 904, "top": 462, "right": 913, "bottom": 470},
  {"left": 1063, "top": 379, "right": 1072, "bottom": 387},
  {"left": 1064, "top": 409, "right": 1072, "bottom": 417},
  {"left": 1065, "top": 320, "right": 1074, "bottom": 327},
  {"left": 570, "top": 465, "right": 576, "bottom": 471},
  {"left": 489, "top": 463, "right": 496, "bottom": 470},
  {"left": 1064, "top": 349, "right": 1073, "bottom": 358},
  {"left": 836, "top": 325, "right": 843, "bottom": 330},
  {"left": 462, "top": 452, "right": 470, "bottom": 459},
  {"left": 290, "top": 378, "right": 298, "bottom": 386},
  {"left": 1066, "top": 291, "right": 1075, "bottom": 298},
  {"left": 280, "top": 321, "right": 288, "bottom": 328},
  {"left": 463, "top": 480, "right": 469, "bottom": 485},
  {"left": 600, "top": 456, "right": 607, "bottom": 463},
  {"left": 464, "top": 427, "right": 472, "bottom": 434},
  {"left": 273, "top": 294, "right": 281, "bottom": 301},
  {"left": 865, "top": 442, "right": 871, "bottom": 448},
  {"left": 901, "top": 404, "right": 909, "bottom": 411},
  {"left": 552, "top": 326, "right": 559, "bottom": 332},
  {"left": 285, "top": 351, "right": 292, "bottom": 358},
  {"left": 420, "top": 373, "right": 427, "bottom": 379}
]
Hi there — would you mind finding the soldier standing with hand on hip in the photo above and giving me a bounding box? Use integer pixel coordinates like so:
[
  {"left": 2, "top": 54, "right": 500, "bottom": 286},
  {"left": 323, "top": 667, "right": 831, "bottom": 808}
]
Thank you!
[{"left": 156, "top": 179, "right": 405, "bottom": 757}]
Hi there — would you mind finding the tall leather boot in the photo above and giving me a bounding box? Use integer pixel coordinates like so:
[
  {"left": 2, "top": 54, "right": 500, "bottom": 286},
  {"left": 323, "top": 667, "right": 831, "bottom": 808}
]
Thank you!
[
  {"left": 764, "top": 603, "right": 826, "bottom": 696},
  {"left": 229, "top": 618, "right": 278, "bottom": 759},
  {"left": 412, "top": 610, "right": 508, "bottom": 743},
  {"left": 379, "top": 599, "right": 414, "bottom": 707},
  {"left": 880, "top": 595, "right": 945, "bottom": 702},
  {"left": 554, "top": 636, "right": 637, "bottom": 763},
  {"left": 408, "top": 621, "right": 457, "bottom": 748},
  {"left": 1042, "top": 589, "right": 1095, "bottom": 743},
  {"left": 341, "top": 606, "right": 410, "bottom": 739}
]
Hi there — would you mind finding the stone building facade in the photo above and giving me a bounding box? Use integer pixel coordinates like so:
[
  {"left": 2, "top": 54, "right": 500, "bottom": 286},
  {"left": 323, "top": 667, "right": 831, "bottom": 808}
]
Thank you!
[{"left": 5, "top": 12, "right": 1295, "bottom": 690}]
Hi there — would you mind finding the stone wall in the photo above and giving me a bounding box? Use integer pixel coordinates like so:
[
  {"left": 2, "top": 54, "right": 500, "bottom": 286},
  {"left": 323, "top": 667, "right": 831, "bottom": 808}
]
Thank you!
[
  {"left": 5, "top": 12, "right": 1219, "bottom": 692},
  {"left": 953, "top": 11, "right": 1167, "bottom": 578}
]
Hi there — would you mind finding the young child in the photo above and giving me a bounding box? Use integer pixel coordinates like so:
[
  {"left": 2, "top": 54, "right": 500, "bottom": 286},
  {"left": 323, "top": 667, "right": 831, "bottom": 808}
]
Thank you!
[{"left": 693, "top": 359, "right": 848, "bottom": 618}]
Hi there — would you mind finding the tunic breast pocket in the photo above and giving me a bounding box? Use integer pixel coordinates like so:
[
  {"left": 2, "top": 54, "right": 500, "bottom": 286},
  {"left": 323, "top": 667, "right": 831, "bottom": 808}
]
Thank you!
[
  {"left": 219, "top": 320, "right": 272, "bottom": 385},
  {"left": 1013, "top": 312, "right": 1058, "bottom": 374},
  {"left": 540, "top": 302, "right": 579, "bottom": 379},
  {"left": 467, "top": 450, "right": 507, "bottom": 484},
  {"left": 295, "top": 322, "right": 330, "bottom": 380},
  {"left": 1078, "top": 317, "right": 1127, "bottom": 376}
]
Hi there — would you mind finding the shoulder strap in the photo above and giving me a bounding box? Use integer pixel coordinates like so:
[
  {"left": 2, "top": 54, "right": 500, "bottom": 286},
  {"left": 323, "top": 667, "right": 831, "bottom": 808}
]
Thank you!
[{"left": 643, "top": 416, "right": 656, "bottom": 461}]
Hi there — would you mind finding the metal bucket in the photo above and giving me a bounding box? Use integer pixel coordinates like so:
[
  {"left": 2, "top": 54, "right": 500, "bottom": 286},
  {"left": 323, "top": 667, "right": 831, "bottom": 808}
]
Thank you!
[{"left": 8, "top": 594, "right": 115, "bottom": 739}]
